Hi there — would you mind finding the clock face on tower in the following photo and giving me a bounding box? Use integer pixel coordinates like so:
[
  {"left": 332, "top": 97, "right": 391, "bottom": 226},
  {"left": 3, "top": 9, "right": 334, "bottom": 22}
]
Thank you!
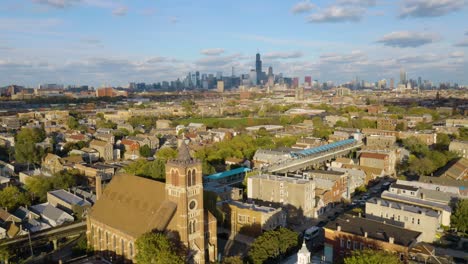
[{"left": 189, "top": 200, "right": 197, "bottom": 210}]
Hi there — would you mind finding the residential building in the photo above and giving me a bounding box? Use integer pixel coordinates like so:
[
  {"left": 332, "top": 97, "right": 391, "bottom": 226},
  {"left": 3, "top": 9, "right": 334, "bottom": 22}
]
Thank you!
[
  {"left": 30, "top": 203, "right": 74, "bottom": 227},
  {"left": 247, "top": 174, "right": 315, "bottom": 221},
  {"left": 47, "top": 189, "right": 92, "bottom": 216},
  {"left": 381, "top": 184, "right": 452, "bottom": 226},
  {"left": 365, "top": 135, "right": 396, "bottom": 149},
  {"left": 323, "top": 216, "right": 421, "bottom": 263},
  {"left": 42, "top": 153, "right": 64, "bottom": 174},
  {"left": 87, "top": 143, "right": 217, "bottom": 263},
  {"left": 222, "top": 200, "right": 286, "bottom": 238},
  {"left": 307, "top": 170, "right": 349, "bottom": 202},
  {"left": 359, "top": 151, "right": 396, "bottom": 176},
  {"left": 449, "top": 140, "right": 468, "bottom": 158},
  {"left": 90, "top": 140, "right": 114, "bottom": 161},
  {"left": 366, "top": 198, "right": 440, "bottom": 242}
]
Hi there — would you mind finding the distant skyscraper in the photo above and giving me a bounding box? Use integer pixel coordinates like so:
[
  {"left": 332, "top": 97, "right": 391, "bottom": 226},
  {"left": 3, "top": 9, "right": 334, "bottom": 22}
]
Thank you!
[
  {"left": 255, "top": 53, "right": 262, "bottom": 85},
  {"left": 418, "top": 76, "right": 422, "bottom": 88},
  {"left": 400, "top": 68, "right": 407, "bottom": 85},
  {"left": 196, "top": 71, "right": 200, "bottom": 88},
  {"left": 268, "top": 66, "right": 273, "bottom": 77},
  {"left": 304, "top": 76, "right": 312, "bottom": 86},
  {"left": 390, "top": 78, "right": 395, "bottom": 89},
  {"left": 293, "top": 77, "right": 299, "bottom": 88}
]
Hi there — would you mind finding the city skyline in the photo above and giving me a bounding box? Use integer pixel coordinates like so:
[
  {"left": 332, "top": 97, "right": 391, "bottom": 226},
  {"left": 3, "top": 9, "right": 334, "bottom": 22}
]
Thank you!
[{"left": 0, "top": 0, "right": 467, "bottom": 87}]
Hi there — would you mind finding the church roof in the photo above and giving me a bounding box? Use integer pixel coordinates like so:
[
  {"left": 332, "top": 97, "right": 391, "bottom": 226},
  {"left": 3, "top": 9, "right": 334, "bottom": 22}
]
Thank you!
[
  {"left": 177, "top": 141, "right": 193, "bottom": 162},
  {"left": 88, "top": 173, "right": 177, "bottom": 238}
]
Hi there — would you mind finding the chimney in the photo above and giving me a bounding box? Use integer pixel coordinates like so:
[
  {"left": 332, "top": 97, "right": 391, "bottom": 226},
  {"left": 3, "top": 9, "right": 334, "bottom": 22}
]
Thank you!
[
  {"left": 364, "top": 231, "right": 368, "bottom": 238},
  {"left": 389, "top": 236, "right": 394, "bottom": 244},
  {"left": 337, "top": 224, "right": 341, "bottom": 232},
  {"left": 96, "top": 175, "right": 102, "bottom": 201}
]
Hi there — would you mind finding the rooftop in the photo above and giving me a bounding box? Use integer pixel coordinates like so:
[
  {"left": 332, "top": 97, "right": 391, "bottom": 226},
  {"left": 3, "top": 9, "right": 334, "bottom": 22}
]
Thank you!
[
  {"left": 324, "top": 215, "right": 421, "bottom": 247},
  {"left": 48, "top": 189, "right": 92, "bottom": 207}
]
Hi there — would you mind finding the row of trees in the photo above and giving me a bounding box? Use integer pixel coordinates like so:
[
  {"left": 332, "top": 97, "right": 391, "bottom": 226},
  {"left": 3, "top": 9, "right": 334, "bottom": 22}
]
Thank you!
[
  {"left": 25, "top": 170, "right": 79, "bottom": 202},
  {"left": 247, "top": 227, "right": 299, "bottom": 264},
  {"left": 401, "top": 135, "right": 458, "bottom": 176}
]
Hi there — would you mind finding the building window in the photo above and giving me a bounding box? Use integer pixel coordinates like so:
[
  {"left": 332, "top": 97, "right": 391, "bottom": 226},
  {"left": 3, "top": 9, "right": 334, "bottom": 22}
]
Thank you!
[
  {"left": 238, "top": 215, "right": 246, "bottom": 223},
  {"left": 191, "top": 169, "right": 196, "bottom": 186},
  {"left": 187, "top": 170, "right": 192, "bottom": 186},
  {"left": 105, "top": 232, "right": 109, "bottom": 250},
  {"left": 360, "top": 242, "right": 364, "bottom": 250},
  {"left": 340, "top": 239, "right": 345, "bottom": 248},
  {"left": 189, "top": 220, "right": 196, "bottom": 234},
  {"left": 397, "top": 215, "right": 400, "bottom": 221},
  {"left": 417, "top": 219, "right": 420, "bottom": 225},
  {"left": 113, "top": 236, "right": 116, "bottom": 252},
  {"left": 353, "top": 241, "right": 358, "bottom": 250},
  {"left": 412, "top": 218, "right": 414, "bottom": 224},
  {"left": 129, "top": 242, "right": 134, "bottom": 259},
  {"left": 347, "top": 240, "right": 351, "bottom": 249},
  {"left": 121, "top": 239, "right": 125, "bottom": 257}
]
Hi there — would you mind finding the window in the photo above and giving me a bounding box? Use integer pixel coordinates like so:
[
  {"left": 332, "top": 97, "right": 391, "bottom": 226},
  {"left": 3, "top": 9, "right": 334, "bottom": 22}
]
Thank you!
[
  {"left": 340, "top": 239, "right": 345, "bottom": 248},
  {"left": 105, "top": 232, "right": 109, "bottom": 250},
  {"left": 189, "top": 220, "right": 196, "bottom": 234},
  {"left": 353, "top": 241, "right": 358, "bottom": 250},
  {"left": 417, "top": 219, "right": 420, "bottom": 225},
  {"left": 347, "top": 240, "right": 351, "bottom": 249},
  {"left": 412, "top": 218, "right": 414, "bottom": 224},
  {"left": 113, "top": 236, "right": 116, "bottom": 252},
  {"left": 192, "top": 169, "right": 196, "bottom": 186},
  {"left": 360, "top": 242, "right": 364, "bottom": 250},
  {"left": 129, "top": 243, "right": 134, "bottom": 259},
  {"left": 187, "top": 170, "right": 192, "bottom": 186},
  {"left": 121, "top": 239, "right": 125, "bottom": 257},
  {"left": 397, "top": 215, "right": 400, "bottom": 221}
]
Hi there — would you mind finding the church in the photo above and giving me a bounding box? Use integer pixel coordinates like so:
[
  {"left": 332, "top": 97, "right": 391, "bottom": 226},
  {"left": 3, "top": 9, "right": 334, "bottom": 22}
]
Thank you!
[{"left": 86, "top": 143, "right": 218, "bottom": 263}]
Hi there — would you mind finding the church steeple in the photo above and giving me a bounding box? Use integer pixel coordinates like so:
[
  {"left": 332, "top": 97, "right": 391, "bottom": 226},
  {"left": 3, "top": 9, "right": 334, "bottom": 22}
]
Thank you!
[{"left": 177, "top": 141, "right": 193, "bottom": 162}]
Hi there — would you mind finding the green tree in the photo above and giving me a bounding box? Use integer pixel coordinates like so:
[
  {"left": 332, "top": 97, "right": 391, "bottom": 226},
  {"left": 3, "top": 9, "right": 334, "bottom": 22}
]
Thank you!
[
  {"left": 135, "top": 232, "right": 184, "bottom": 264},
  {"left": 181, "top": 100, "right": 197, "bottom": 116},
  {"left": 459, "top": 127, "right": 468, "bottom": 141},
  {"left": 0, "top": 186, "right": 30, "bottom": 212},
  {"left": 67, "top": 116, "right": 80, "bottom": 129},
  {"left": 15, "top": 127, "right": 46, "bottom": 166},
  {"left": 435, "top": 133, "right": 451, "bottom": 151},
  {"left": 248, "top": 227, "right": 298, "bottom": 264},
  {"left": 25, "top": 170, "right": 78, "bottom": 202},
  {"left": 451, "top": 199, "right": 468, "bottom": 233},
  {"left": 124, "top": 159, "right": 166, "bottom": 181},
  {"left": 156, "top": 148, "right": 178, "bottom": 160},
  {"left": 344, "top": 249, "right": 400, "bottom": 264},
  {"left": 223, "top": 255, "right": 244, "bottom": 264},
  {"left": 139, "top": 144, "right": 152, "bottom": 158}
]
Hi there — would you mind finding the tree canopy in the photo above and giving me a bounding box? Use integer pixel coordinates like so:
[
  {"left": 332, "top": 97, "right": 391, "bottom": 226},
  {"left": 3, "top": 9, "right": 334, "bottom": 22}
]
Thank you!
[
  {"left": 139, "top": 144, "right": 153, "bottom": 158},
  {"left": 25, "top": 170, "right": 78, "bottom": 202},
  {"left": 0, "top": 186, "right": 30, "bottom": 212},
  {"left": 344, "top": 249, "right": 400, "bottom": 264},
  {"left": 124, "top": 159, "right": 166, "bottom": 181},
  {"left": 135, "top": 232, "right": 185, "bottom": 264},
  {"left": 15, "top": 127, "right": 46, "bottom": 165},
  {"left": 156, "top": 148, "right": 178, "bottom": 160},
  {"left": 248, "top": 227, "right": 298, "bottom": 264},
  {"left": 451, "top": 199, "right": 468, "bottom": 233}
]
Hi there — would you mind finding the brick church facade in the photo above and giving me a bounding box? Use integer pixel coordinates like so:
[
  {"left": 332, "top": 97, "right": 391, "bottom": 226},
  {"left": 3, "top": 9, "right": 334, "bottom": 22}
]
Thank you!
[{"left": 86, "top": 143, "right": 217, "bottom": 263}]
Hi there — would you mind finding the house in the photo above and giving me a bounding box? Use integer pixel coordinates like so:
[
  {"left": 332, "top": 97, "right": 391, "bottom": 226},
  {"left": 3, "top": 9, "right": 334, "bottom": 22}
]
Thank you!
[
  {"left": 13, "top": 206, "right": 51, "bottom": 233},
  {"left": 30, "top": 203, "right": 74, "bottom": 227},
  {"left": 87, "top": 142, "right": 217, "bottom": 263},
  {"left": 94, "top": 133, "right": 115, "bottom": 144},
  {"left": 89, "top": 140, "right": 114, "bottom": 161},
  {"left": 323, "top": 215, "right": 422, "bottom": 263},
  {"left": 47, "top": 189, "right": 92, "bottom": 216},
  {"left": 308, "top": 170, "right": 349, "bottom": 202},
  {"left": 366, "top": 197, "right": 441, "bottom": 242},
  {"left": 438, "top": 158, "right": 468, "bottom": 180},
  {"left": 247, "top": 174, "right": 316, "bottom": 221},
  {"left": 359, "top": 151, "right": 396, "bottom": 176},
  {"left": 449, "top": 140, "right": 468, "bottom": 159},
  {"left": 42, "top": 153, "right": 64, "bottom": 174},
  {"left": 0, "top": 161, "right": 15, "bottom": 177},
  {"left": 381, "top": 184, "right": 452, "bottom": 226},
  {"left": 120, "top": 139, "right": 140, "bottom": 160},
  {"left": 221, "top": 200, "right": 286, "bottom": 238}
]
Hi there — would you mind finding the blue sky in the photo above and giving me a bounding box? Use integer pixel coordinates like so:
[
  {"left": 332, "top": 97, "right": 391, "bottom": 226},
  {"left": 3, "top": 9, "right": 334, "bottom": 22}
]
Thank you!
[{"left": 0, "top": 0, "right": 467, "bottom": 87}]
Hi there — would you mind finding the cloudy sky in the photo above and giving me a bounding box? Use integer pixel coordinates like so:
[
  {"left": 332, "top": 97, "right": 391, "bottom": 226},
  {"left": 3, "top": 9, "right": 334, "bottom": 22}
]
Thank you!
[{"left": 0, "top": 0, "right": 467, "bottom": 87}]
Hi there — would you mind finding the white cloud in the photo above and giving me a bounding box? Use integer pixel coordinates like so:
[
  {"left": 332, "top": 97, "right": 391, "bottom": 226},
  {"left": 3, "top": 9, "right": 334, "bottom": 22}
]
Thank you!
[
  {"left": 337, "top": 0, "right": 377, "bottom": 6},
  {"left": 455, "top": 39, "right": 468, "bottom": 47},
  {"left": 291, "top": 0, "right": 316, "bottom": 14},
  {"left": 200, "top": 48, "right": 225, "bottom": 56},
  {"left": 399, "top": 0, "right": 466, "bottom": 18},
  {"left": 32, "top": 0, "right": 80, "bottom": 8},
  {"left": 308, "top": 6, "right": 365, "bottom": 23},
  {"left": 449, "top": 51, "right": 464, "bottom": 58},
  {"left": 377, "top": 31, "right": 439, "bottom": 47},
  {"left": 263, "top": 51, "right": 304, "bottom": 59},
  {"left": 112, "top": 6, "right": 127, "bottom": 16}
]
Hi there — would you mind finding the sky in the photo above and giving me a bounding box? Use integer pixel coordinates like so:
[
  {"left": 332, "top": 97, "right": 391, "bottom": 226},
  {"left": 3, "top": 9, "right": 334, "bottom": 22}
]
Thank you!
[{"left": 0, "top": 0, "right": 467, "bottom": 87}]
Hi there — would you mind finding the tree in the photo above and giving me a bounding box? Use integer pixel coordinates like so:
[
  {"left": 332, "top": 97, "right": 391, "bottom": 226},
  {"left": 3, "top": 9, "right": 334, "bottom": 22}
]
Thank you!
[
  {"left": 139, "top": 144, "right": 152, "bottom": 158},
  {"left": 248, "top": 227, "right": 298, "bottom": 264},
  {"left": 135, "top": 232, "right": 184, "bottom": 264},
  {"left": 223, "top": 256, "right": 244, "bottom": 264},
  {"left": 0, "top": 186, "right": 30, "bottom": 212},
  {"left": 25, "top": 170, "right": 78, "bottom": 202},
  {"left": 0, "top": 246, "right": 10, "bottom": 264},
  {"left": 451, "top": 199, "right": 468, "bottom": 233},
  {"left": 435, "top": 133, "right": 451, "bottom": 151},
  {"left": 15, "top": 127, "right": 46, "bottom": 166},
  {"left": 344, "top": 249, "right": 400, "bottom": 264},
  {"left": 124, "top": 159, "right": 166, "bottom": 181},
  {"left": 156, "top": 148, "right": 178, "bottom": 160},
  {"left": 67, "top": 116, "right": 80, "bottom": 129}
]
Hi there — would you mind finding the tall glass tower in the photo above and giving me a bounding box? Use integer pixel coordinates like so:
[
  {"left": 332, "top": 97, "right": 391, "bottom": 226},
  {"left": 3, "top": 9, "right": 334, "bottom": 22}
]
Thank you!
[{"left": 255, "top": 53, "right": 262, "bottom": 85}]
